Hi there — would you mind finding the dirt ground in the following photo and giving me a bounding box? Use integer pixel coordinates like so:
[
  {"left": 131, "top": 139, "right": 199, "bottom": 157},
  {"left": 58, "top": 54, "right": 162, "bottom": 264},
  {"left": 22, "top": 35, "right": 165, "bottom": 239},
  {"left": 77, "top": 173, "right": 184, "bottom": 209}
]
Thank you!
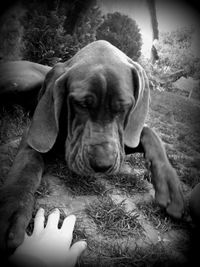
[{"left": 0, "top": 89, "right": 200, "bottom": 266}]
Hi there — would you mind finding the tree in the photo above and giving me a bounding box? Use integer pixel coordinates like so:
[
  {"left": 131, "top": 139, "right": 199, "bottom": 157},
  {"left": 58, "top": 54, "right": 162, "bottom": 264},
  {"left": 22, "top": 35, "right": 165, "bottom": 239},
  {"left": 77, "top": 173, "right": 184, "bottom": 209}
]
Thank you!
[
  {"left": 0, "top": 4, "right": 25, "bottom": 60},
  {"left": 96, "top": 12, "right": 142, "bottom": 60},
  {"left": 157, "top": 27, "right": 200, "bottom": 78},
  {"left": 146, "top": 0, "right": 159, "bottom": 63},
  {"left": 139, "top": 26, "right": 200, "bottom": 91},
  {"left": 22, "top": 5, "right": 67, "bottom": 64},
  {"left": 63, "top": 0, "right": 96, "bottom": 34},
  {"left": 22, "top": 1, "right": 103, "bottom": 64}
]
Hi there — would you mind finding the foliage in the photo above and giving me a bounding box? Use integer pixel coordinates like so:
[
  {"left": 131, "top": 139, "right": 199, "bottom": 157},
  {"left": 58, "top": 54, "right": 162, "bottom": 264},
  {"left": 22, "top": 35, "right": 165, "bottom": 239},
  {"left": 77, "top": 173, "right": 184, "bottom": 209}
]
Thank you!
[
  {"left": 22, "top": 2, "right": 103, "bottom": 65},
  {"left": 96, "top": 12, "right": 142, "bottom": 60},
  {"left": 22, "top": 6, "right": 66, "bottom": 65},
  {"left": 62, "top": 5, "right": 103, "bottom": 61},
  {"left": 139, "top": 27, "right": 200, "bottom": 92},
  {"left": 156, "top": 27, "right": 200, "bottom": 78},
  {"left": 0, "top": 5, "right": 25, "bottom": 60}
]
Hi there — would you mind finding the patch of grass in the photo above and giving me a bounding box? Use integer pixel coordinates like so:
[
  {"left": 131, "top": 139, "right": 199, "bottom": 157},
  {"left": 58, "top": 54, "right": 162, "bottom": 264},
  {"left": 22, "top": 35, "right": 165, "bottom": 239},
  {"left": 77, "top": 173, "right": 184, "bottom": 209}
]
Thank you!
[
  {"left": 35, "top": 179, "right": 50, "bottom": 198},
  {"left": 137, "top": 201, "right": 188, "bottom": 233},
  {"left": 63, "top": 171, "right": 106, "bottom": 196},
  {"left": 167, "top": 150, "right": 200, "bottom": 188},
  {"left": 45, "top": 157, "right": 105, "bottom": 196},
  {"left": 179, "top": 167, "right": 200, "bottom": 188},
  {"left": 106, "top": 172, "right": 149, "bottom": 195},
  {"left": 126, "top": 153, "right": 146, "bottom": 170},
  {"left": 102, "top": 153, "right": 149, "bottom": 195},
  {"left": 86, "top": 195, "right": 143, "bottom": 238},
  {"left": 0, "top": 105, "right": 30, "bottom": 144},
  {"left": 81, "top": 241, "right": 171, "bottom": 267},
  {"left": 106, "top": 243, "right": 170, "bottom": 267}
]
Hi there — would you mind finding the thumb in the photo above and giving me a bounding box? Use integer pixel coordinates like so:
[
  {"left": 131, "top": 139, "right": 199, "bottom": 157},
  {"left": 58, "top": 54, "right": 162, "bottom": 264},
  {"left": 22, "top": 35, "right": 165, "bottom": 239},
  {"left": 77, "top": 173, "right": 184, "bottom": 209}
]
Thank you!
[{"left": 66, "top": 241, "right": 87, "bottom": 267}]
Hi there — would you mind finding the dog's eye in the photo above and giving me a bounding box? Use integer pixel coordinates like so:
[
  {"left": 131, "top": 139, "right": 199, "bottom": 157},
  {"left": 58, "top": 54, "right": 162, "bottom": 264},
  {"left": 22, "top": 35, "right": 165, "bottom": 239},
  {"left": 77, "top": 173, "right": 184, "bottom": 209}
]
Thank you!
[
  {"left": 112, "top": 102, "right": 129, "bottom": 114},
  {"left": 74, "top": 96, "right": 95, "bottom": 110},
  {"left": 74, "top": 100, "right": 87, "bottom": 109}
]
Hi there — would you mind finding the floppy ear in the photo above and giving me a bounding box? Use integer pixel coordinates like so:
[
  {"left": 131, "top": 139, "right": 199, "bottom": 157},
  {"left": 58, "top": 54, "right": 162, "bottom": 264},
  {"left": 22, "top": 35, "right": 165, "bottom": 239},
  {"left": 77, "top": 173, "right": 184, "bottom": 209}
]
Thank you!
[
  {"left": 124, "top": 60, "right": 150, "bottom": 148},
  {"left": 27, "top": 63, "right": 69, "bottom": 153}
]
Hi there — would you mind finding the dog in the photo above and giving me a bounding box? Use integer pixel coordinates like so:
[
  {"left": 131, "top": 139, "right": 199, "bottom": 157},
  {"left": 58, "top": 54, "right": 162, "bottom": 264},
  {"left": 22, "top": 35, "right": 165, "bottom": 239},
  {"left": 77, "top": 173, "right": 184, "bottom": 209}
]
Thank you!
[{"left": 0, "top": 40, "right": 184, "bottom": 252}]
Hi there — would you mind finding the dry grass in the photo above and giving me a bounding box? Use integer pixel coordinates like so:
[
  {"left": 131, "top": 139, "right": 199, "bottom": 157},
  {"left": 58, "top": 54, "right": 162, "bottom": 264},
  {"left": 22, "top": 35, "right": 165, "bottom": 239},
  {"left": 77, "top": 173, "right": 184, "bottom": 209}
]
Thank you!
[
  {"left": 81, "top": 241, "right": 172, "bottom": 267},
  {"left": 137, "top": 200, "right": 189, "bottom": 233},
  {"left": 44, "top": 157, "right": 106, "bottom": 196},
  {"left": 86, "top": 195, "right": 144, "bottom": 238},
  {"left": 1, "top": 90, "right": 200, "bottom": 266},
  {"left": 106, "top": 172, "right": 149, "bottom": 195},
  {"left": 0, "top": 105, "right": 30, "bottom": 144}
]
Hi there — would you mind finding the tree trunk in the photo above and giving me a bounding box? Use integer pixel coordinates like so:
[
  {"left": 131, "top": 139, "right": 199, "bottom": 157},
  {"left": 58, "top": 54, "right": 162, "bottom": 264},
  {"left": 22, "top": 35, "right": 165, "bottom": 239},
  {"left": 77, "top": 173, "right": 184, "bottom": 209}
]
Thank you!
[
  {"left": 146, "top": 0, "right": 159, "bottom": 63},
  {"left": 63, "top": 0, "right": 95, "bottom": 34}
]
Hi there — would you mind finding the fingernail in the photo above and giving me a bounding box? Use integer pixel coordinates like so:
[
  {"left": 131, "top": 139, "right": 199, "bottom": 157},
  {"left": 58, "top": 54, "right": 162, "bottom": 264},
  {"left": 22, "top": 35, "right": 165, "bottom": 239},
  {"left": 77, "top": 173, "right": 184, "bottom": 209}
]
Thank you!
[
  {"left": 53, "top": 208, "right": 59, "bottom": 212},
  {"left": 38, "top": 208, "right": 44, "bottom": 213},
  {"left": 36, "top": 208, "right": 44, "bottom": 217}
]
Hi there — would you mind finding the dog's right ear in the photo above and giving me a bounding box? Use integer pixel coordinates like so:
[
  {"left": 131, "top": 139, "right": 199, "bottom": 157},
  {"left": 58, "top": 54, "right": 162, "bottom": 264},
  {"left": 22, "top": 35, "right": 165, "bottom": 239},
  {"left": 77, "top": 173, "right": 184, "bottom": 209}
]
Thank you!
[
  {"left": 27, "top": 63, "right": 69, "bottom": 153},
  {"left": 124, "top": 60, "right": 150, "bottom": 148}
]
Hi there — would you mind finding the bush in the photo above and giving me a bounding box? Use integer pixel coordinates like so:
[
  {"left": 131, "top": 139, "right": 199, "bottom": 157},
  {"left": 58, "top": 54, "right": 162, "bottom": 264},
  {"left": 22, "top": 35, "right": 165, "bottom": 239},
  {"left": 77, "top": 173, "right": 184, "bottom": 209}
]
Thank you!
[
  {"left": 0, "top": 5, "right": 25, "bottom": 60},
  {"left": 22, "top": 1, "right": 67, "bottom": 65},
  {"left": 96, "top": 12, "right": 142, "bottom": 60},
  {"left": 22, "top": 3, "right": 103, "bottom": 65},
  {"left": 157, "top": 27, "right": 200, "bottom": 78}
]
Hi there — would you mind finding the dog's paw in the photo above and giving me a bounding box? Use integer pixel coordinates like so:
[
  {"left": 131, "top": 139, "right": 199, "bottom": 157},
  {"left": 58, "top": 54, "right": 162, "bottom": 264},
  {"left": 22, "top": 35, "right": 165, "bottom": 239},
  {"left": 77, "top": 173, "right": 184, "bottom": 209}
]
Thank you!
[
  {"left": 153, "top": 164, "right": 184, "bottom": 219},
  {"left": 0, "top": 185, "right": 34, "bottom": 252}
]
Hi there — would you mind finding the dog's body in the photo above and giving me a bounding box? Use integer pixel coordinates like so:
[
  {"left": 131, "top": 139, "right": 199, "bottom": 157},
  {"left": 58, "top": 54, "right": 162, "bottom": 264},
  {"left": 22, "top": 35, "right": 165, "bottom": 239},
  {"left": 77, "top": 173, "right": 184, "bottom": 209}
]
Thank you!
[{"left": 0, "top": 41, "right": 184, "bottom": 252}]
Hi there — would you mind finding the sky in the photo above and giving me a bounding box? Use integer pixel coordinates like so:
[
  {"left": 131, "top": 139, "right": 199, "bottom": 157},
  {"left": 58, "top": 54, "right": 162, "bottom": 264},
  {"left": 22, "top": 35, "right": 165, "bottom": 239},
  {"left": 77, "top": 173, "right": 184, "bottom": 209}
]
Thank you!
[{"left": 97, "top": 0, "right": 200, "bottom": 57}]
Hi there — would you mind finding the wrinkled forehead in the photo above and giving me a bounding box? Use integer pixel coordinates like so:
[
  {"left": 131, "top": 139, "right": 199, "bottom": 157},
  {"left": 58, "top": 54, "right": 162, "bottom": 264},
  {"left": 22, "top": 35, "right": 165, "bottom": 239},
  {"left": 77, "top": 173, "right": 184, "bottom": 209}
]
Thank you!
[{"left": 67, "top": 63, "right": 133, "bottom": 100}]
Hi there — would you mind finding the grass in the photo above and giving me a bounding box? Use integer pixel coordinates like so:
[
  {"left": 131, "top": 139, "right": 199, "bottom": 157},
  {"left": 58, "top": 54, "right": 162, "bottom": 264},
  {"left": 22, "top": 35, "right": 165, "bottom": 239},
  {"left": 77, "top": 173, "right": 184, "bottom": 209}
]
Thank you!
[
  {"left": 105, "top": 172, "right": 149, "bottom": 195},
  {"left": 81, "top": 240, "right": 172, "bottom": 267},
  {"left": 45, "top": 157, "right": 106, "bottom": 196},
  {"left": 35, "top": 178, "right": 51, "bottom": 198},
  {"left": 1, "top": 90, "right": 200, "bottom": 266},
  {"left": 105, "top": 243, "right": 170, "bottom": 267},
  {"left": 0, "top": 105, "right": 30, "bottom": 144},
  {"left": 86, "top": 195, "right": 144, "bottom": 238},
  {"left": 137, "top": 201, "right": 188, "bottom": 233},
  {"left": 102, "top": 153, "right": 149, "bottom": 195}
]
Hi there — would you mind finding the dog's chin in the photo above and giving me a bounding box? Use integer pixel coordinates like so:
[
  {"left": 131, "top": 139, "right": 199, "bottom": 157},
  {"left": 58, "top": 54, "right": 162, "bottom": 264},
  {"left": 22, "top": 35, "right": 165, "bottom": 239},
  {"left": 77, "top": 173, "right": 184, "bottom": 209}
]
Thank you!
[
  {"left": 66, "top": 152, "right": 122, "bottom": 177},
  {"left": 65, "top": 138, "right": 124, "bottom": 176}
]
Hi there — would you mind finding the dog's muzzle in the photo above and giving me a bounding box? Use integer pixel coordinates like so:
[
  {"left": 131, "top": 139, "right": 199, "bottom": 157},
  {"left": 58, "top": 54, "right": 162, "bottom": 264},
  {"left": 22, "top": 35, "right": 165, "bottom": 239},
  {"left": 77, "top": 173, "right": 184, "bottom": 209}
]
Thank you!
[{"left": 86, "top": 142, "right": 117, "bottom": 173}]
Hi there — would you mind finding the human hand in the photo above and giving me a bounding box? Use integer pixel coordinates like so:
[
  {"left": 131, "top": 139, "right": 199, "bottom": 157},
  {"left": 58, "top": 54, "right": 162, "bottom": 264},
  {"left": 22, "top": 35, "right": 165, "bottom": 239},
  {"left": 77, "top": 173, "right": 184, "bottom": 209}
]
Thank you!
[{"left": 9, "top": 208, "right": 87, "bottom": 267}]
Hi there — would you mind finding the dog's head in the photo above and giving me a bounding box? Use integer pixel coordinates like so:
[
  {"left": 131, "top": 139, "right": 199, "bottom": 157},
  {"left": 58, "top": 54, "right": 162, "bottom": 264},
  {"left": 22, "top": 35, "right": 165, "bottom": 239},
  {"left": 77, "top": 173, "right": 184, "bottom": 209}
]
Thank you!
[{"left": 27, "top": 41, "right": 149, "bottom": 175}]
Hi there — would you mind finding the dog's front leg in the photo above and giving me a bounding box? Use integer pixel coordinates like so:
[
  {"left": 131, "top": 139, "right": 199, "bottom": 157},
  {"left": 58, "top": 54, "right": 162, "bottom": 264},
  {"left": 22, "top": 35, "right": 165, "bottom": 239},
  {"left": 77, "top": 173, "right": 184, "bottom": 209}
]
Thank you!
[
  {"left": 0, "top": 141, "right": 44, "bottom": 254},
  {"left": 125, "top": 126, "right": 184, "bottom": 219}
]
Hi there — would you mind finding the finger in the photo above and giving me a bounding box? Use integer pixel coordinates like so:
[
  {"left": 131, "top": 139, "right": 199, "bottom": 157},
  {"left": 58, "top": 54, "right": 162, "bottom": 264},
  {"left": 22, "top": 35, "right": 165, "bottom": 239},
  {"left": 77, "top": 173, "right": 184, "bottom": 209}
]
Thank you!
[
  {"left": 60, "top": 215, "right": 76, "bottom": 249},
  {"left": 67, "top": 241, "right": 87, "bottom": 267},
  {"left": 45, "top": 208, "right": 60, "bottom": 230},
  {"left": 32, "top": 208, "right": 45, "bottom": 236},
  {"left": 60, "top": 215, "right": 76, "bottom": 235}
]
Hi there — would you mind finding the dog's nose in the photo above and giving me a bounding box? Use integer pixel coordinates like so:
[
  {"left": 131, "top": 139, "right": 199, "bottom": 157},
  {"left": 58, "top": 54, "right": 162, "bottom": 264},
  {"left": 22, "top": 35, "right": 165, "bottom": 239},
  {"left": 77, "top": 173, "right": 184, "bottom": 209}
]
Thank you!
[
  {"left": 90, "top": 163, "right": 112, "bottom": 173},
  {"left": 88, "top": 143, "right": 116, "bottom": 173}
]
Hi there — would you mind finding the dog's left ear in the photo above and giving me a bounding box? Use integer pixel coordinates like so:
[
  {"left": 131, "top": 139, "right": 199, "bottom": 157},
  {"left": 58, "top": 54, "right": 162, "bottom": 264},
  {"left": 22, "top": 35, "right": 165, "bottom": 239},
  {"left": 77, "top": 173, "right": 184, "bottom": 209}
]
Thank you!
[
  {"left": 27, "top": 63, "right": 69, "bottom": 153},
  {"left": 124, "top": 60, "right": 150, "bottom": 148}
]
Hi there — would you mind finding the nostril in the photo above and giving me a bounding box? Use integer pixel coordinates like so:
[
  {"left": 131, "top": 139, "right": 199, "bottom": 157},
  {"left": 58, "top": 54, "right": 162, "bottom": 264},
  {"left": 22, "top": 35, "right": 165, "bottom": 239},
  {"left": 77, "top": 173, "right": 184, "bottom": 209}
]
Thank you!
[
  {"left": 87, "top": 143, "right": 116, "bottom": 173},
  {"left": 90, "top": 162, "right": 112, "bottom": 173}
]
